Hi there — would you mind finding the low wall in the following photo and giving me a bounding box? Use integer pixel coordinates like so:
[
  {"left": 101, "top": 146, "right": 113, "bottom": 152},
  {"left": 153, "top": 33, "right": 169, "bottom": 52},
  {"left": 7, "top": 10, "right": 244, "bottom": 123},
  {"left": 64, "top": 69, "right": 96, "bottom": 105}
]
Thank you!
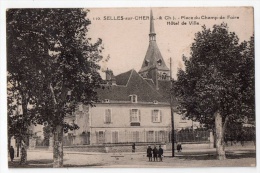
[
  {"left": 64, "top": 143, "right": 166, "bottom": 153},
  {"left": 64, "top": 145, "right": 106, "bottom": 153},
  {"left": 34, "top": 141, "right": 255, "bottom": 153},
  {"left": 166, "top": 142, "right": 212, "bottom": 150}
]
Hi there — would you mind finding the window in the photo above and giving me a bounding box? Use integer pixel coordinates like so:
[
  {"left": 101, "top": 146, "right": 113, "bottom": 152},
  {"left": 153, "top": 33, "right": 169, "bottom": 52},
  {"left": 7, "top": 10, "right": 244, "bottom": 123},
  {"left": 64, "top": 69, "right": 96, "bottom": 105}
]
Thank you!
[
  {"left": 130, "top": 95, "right": 138, "bottom": 103},
  {"left": 130, "top": 109, "right": 141, "bottom": 122},
  {"left": 112, "top": 131, "right": 119, "bottom": 143},
  {"left": 147, "top": 131, "right": 154, "bottom": 142},
  {"left": 96, "top": 131, "right": 105, "bottom": 144},
  {"left": 153, "top": 100, "right": 158, "bottom": 104},
  {"left": 145, "top": 59, "right": 149, "bottom": 66},
  {"left": 104, "top": 99, "right": 110, "bottom": 103},
  {"left": 132, "top": 131, "right": 140, "bottom": 142},
  {"left": 157, "top": 59, "right": 162, "bottom": 66},
  {"left": 104, "top": 109, "right": 112, "bottom": 124},
  {"left": 152, "top": 109, "right": 162, "bottom": 123},
  {"left": 161, "top": 73, "right": 167, "bottom": 80},
  {"left": 158, "top": 131, "right": 166, "bottom": 142}
]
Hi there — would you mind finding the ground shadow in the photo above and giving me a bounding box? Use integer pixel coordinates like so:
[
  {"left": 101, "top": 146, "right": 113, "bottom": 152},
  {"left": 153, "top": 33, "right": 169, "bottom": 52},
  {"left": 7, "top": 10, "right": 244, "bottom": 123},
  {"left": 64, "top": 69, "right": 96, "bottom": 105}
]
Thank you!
[
  {"left": 172, "top": 150, "right": 256, "bottom": 161},
  {"left": 64, "top": 164, "right": 104, "bottom": 167},
  {"left": 226, "top": 152, "right": 256, "bottom": 159},
  {"left": 9, "top": 159, "right": 104, "bottom": 168}
]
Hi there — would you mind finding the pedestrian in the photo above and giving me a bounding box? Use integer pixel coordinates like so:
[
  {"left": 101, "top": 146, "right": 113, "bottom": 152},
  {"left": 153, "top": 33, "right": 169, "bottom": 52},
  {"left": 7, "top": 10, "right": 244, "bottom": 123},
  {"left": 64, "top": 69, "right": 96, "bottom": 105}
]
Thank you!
[
  {"left": 153, "top": 145, "right": 158, "bottom": 161},
  {"left": 147, "top": 145, "right": 152, "bottom": 161},
  {"left": 9, "top": 146, "right": 14, "bottom": 162},
  {"left": 158, "top": 145, "right": 164, "bottom": 161},
  {"left": 177, "top": 142, "right": 182, "bottom": 152},
  {"left": 20, "top": 146, "right": 27, "bottom": 165},
  {"left": 132, "top": 143, "right": 136, "bottom": 153}
]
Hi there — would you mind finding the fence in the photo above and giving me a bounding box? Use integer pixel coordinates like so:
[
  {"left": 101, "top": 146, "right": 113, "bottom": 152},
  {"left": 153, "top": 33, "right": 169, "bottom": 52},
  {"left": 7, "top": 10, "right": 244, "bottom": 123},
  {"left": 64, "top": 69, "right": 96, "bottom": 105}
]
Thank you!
[
  {"left": 174, "top": 130, "right": 210, "bottom": 143},
  {"left": 34, "top": 130, "right": 210, "bottom": 147}
]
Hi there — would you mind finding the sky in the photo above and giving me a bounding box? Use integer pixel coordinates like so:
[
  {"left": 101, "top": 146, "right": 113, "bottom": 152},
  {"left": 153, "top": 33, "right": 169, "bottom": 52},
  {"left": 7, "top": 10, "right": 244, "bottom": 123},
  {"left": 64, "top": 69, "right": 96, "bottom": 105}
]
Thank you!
[{"left": 86, "top": 7, "right": 254, "bottom": 79}]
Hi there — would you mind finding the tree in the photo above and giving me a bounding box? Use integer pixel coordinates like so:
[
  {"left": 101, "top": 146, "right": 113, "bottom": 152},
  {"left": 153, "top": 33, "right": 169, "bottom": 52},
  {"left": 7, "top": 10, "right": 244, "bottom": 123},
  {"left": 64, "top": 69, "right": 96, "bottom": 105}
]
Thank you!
[
  {"left": 173, "top": 23, "right": 254, "bottom": 160},
  {"left": 43, "top": 125, "right": 52, "bottom": 146},
  {"left": 7, "top": 9, "right": 103, "bottom": 167},
  {"left": 7, "top": 71, "right": 33, "bottom": 163}
]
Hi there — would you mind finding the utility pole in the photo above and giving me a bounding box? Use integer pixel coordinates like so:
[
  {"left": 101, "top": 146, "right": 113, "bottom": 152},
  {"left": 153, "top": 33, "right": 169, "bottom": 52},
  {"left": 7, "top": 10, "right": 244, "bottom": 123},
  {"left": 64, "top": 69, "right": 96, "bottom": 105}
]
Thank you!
[{"left": 170, "top": 57, "right": 175, "bottom": 157}]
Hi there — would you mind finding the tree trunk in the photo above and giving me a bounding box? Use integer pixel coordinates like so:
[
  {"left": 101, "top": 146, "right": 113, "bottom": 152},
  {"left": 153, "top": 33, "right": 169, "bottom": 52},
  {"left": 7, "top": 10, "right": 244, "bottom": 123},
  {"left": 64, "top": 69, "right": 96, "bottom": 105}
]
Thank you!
[
  {"left": 53, "top": 125, "right": 63, "bottom": 168},
  {"left": 213, "top": 130, "right": 217, "bottom": 148},
  {"left": 16, "top": 137, "right": 20, "bottom": 157},
  {"left": 214, "top": 111, "right": 226, "bottom": 160},
  {"left": 8, "top": 136, "right": 11, "bottom": 152},
  {"left": 20, "top": 141, "right": 27, "bottom": 165}
]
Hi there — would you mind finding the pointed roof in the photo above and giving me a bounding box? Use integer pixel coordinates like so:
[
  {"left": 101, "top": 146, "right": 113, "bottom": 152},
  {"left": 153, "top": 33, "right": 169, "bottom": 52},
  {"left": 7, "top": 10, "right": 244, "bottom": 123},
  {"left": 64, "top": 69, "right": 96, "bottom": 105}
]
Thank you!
[
  {"left": 150, "top": 9, "right": 155, "bottom": 34},
  {"left": 139, "top": 10, "right": 169, "bottom": 73}
]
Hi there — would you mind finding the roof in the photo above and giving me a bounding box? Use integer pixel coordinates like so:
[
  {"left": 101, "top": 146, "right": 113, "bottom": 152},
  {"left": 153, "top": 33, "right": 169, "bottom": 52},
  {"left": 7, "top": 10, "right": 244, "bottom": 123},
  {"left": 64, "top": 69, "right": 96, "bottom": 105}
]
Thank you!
[
  {"left": 150, "top": 9, "right": 155, "bottom": 34},
  {"left": 96, "top": 69, "right": 169, "bottom": 103},
  {"left": 114, "top": 70, "right": 132, "bottom": 86},
  {"left": 139, "top": 10, "right": 169, "bottom": 73},
  {"left": 139, "top": 41, "right": 169, "bottom": 73},
  {"left": 157, "top": 80, "right": 178, "bottom": 106}
]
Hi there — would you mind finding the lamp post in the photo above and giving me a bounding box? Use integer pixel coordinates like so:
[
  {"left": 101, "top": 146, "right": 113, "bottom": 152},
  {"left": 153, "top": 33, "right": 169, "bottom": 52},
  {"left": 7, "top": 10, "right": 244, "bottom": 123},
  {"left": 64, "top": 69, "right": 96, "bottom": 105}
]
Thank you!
[{"left": 170, "top": 57, "right": 175, "bottom": 157}]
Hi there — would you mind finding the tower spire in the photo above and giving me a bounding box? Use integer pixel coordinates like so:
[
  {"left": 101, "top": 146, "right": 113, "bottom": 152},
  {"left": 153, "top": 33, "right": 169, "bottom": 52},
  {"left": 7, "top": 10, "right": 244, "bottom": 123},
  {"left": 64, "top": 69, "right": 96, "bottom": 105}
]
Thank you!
[
  {"left": 149, "top": 9, "right": 156, "bottom": 41},
  {"left": 139, "top": 8, "right": 170, "bottom": 83}
]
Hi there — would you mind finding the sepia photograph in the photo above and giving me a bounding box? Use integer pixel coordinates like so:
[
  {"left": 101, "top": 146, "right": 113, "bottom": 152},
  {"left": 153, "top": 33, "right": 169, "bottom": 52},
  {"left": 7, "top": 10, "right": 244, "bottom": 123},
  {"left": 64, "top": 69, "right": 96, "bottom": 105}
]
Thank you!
[{"left": 5, "top": 6, "right": 256, "bottom": 169}]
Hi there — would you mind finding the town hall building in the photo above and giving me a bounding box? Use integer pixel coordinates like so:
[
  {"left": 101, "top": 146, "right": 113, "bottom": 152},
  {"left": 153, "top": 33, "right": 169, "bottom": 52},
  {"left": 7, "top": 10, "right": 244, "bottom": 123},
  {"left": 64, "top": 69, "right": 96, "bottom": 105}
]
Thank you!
[{"left": 62, "top": 10, "right": 199, "bottom": 146}]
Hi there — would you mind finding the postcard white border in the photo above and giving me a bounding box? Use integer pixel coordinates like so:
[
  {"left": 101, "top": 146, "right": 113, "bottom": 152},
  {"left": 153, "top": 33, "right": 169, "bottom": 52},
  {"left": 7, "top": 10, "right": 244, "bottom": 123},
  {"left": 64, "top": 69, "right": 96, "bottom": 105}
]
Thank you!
[{"left": 0, "top": 1, "right": 259, "bottom": 173}]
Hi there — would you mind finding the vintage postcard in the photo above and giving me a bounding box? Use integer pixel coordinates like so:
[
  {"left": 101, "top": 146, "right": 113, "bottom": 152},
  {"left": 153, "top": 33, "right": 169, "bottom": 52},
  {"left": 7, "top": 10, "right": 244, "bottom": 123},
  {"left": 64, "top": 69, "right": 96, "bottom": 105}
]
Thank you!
[{"left": 6, "top": 7, "right": 255, "bottom": 169}]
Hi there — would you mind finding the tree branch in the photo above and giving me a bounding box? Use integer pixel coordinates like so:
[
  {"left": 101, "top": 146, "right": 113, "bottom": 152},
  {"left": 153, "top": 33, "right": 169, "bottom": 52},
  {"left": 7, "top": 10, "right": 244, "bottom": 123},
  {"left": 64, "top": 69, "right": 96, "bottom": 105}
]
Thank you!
[
  {"left": 49, "top": 83, "right": 57, "bottom": 105},
  {"left": 222, "top": 115, "right": 230, "bottom": 138}
]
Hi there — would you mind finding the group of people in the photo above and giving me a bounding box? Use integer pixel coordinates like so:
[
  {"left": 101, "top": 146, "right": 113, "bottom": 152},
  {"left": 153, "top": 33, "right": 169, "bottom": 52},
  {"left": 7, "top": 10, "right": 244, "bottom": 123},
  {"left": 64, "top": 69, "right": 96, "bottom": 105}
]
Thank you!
[{"left": 147, "top": 145, "right": 164, "bottom": 162}]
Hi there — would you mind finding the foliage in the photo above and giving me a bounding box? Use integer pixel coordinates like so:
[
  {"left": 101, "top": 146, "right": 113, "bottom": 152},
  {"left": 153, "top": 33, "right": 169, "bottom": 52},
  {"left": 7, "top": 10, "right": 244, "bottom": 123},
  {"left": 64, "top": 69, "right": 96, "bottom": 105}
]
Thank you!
[
  {"left": 7, "top": 9, "right": 103, "bottom": 133},
  {"left": 225, "top": 123, "right": 255, "bottom": 143},
  {"left": 173, "top": 23, "right": 254, "bottom": 129}
]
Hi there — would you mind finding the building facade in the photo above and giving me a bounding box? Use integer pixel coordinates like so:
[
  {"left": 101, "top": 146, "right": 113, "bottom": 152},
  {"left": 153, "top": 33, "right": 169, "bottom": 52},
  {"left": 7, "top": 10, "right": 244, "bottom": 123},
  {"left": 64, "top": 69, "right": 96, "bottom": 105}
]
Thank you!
[{"left": 63, "top": 10, "right": 199, "bottom": 146}]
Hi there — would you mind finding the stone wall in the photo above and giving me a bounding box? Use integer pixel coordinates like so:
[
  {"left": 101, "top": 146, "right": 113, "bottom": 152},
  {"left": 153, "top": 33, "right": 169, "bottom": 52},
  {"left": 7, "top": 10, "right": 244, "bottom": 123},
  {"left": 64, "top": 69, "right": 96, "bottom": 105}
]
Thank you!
[
  {"left": 64, "top": 143, "right": 166, "bottom": 153},
  {"left": 166, "top": 142, "right": 212, "bottom": 150},
  {"left": 64, "top": 145, "right": 106, "bottom": 153}
]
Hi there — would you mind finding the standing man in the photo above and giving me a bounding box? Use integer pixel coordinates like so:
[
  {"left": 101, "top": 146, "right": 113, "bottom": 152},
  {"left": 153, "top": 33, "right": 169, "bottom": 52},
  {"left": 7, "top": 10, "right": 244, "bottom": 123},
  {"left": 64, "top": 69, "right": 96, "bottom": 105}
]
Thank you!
[
  {"left": 177, "top": 142, "right": 182, "bottom": 152},
  {"left": 132, "top": 143, "right": 136, "bottom": 153},
  {"left": 153, "top": 145, "right": 158, "bottom": 161},
  {"left": 158, "top": 145, "right": 164, "bottom": 161},
  {"left": 147, "top": 145, "right": 152, "bottom": 161},
  {"left": 9, "top": 146, "right": 14, "bottom": 162}
]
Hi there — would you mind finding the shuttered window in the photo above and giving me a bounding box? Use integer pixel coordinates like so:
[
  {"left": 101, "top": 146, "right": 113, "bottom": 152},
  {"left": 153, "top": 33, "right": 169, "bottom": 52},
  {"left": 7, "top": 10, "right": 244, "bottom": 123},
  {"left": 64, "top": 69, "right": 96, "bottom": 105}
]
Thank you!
[
  {"left": 147, "top": 131, "right": 154, "bottom": 142},
  {"left": 159, "top": 131, "right": 166, "bottom": 142},
  {"left": 112, "top": 131, "right": 119, "bottom": 143},
  {"left": 130, "top": 109, "right": 141, "bottom": 122},
  {"left": 152, "top": 109, "right": 162, "bottom": 123},
  {"left": 104, "top": 109, "right": 112, "bottom": 124},
  {"left": 155, "top": 131, "right": 159, "bottom": 142},
  {"left": 96, "top": 131, "right": 105, "bottom": 144},
  {"left": 133, "top": 131, "right": 140, "bottom": 142}
]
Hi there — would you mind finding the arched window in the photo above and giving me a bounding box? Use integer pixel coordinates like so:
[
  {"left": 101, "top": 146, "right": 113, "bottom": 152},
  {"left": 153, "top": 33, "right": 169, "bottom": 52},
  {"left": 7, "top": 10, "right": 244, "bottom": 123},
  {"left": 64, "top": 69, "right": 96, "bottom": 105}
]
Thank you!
[
  {"left": 145, "top": 60, "right": 149, "bottom": 66},
  {"left": 157, "top": 59, "right": 162, "bottom": 66},
  {"left": 161, "top": 73, "right": 167, "bottom": 80}
]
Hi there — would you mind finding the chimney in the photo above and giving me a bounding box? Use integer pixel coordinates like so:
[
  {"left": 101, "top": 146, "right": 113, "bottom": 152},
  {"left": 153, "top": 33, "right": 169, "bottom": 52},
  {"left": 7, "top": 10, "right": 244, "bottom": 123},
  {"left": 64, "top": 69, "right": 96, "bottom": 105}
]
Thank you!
[
  {"left": 105, "top": 68, "right": 116, "bottom": 85},
  {"left": 105, "top": 68, "right": 112, "bottom": 81}
]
